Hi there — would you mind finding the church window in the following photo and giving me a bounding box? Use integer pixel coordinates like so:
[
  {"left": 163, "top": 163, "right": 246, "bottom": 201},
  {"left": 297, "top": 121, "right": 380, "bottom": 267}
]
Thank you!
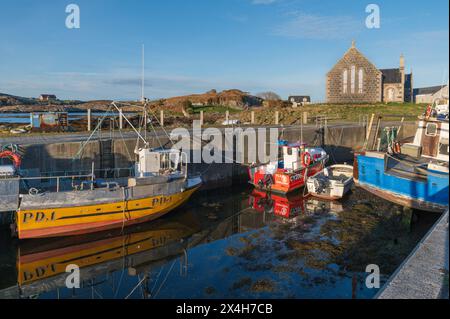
[
  {"left": 350, "top": 65, "right": 356, "bottom": 93},
  {"left": 387, "top": 88, "right": 395, "bottom": 101},
  {"left": 358, "top": 69, "right": 364, "bottom": 93},
  {"left": 343, "top": 69, "right": 348, "bottom": 94}
]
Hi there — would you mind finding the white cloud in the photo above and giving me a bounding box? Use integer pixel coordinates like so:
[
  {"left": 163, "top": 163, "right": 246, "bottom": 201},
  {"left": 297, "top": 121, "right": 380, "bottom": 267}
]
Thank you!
[{"left": 272, "top": 12, "right": 361, "bottom": 40}]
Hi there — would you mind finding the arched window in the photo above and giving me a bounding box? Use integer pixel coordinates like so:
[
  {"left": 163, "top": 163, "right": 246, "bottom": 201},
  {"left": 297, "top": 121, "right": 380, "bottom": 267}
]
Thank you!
[
  {"left": 350, "top": 65, "right": 356, "bottom": 94},
  {"left": 343, "top": 69, "right": 348, "bottom": 94},
  {"left": 358, "top": 68, "right": 364, "bottom": 94},
  {"left": 388, "top": 88, "right": 395, "bottom": 101}
]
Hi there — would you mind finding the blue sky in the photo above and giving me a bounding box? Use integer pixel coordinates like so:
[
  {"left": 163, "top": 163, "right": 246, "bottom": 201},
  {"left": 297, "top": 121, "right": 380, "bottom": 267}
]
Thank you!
[{"left": 0, "top": 0, "right": 448, "bottom": 101}]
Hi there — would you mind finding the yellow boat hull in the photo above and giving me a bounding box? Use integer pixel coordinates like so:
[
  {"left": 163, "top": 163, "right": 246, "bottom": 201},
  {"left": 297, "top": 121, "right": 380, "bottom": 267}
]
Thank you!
[
  {"left": 16, "top": 186, "right": 200, "bottom": 239},
  {"left": 18, "top": 226, "right": 193, "bottom": 286}
]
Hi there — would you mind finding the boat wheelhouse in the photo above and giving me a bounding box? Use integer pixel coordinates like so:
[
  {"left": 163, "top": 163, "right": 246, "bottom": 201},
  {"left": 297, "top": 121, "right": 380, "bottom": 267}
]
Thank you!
[
  {"left": 354, "top": 106, "right": 449, "bottom": 212},
  {"left": 248, "top": 142, "right": 328, "bottom": 194}
]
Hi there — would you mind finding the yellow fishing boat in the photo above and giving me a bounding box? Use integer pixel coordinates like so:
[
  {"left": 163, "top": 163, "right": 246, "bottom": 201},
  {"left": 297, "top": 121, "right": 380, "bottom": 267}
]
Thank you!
[
  {"left": 13, "top": 103, "right": 202, "bottom": 239},
  {"left": 16, "top": 149, "right": 202, "bottom": 239}
]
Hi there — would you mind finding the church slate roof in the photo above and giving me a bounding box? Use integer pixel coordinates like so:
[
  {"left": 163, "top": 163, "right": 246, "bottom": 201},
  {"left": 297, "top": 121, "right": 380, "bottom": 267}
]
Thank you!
[{"left": 380, "top": 68, "right": 402, "bottom": 84}]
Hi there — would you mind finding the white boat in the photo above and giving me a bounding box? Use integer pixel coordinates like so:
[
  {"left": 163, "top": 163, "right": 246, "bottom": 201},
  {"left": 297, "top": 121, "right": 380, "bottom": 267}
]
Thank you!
[{"left": 306, "top": 164, "right": 354, "bottom": 200}]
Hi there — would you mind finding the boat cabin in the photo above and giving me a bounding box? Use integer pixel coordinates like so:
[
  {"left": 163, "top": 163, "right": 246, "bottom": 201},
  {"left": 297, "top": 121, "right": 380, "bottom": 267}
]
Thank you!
[
  {"left": 281, "top": 144, "right": 327, "bottom": 171},
  {"left": 402, "top": 117, "right": 449, "bottom": 162},
  {"left": 282, "top": 145, "right": 303, "bottom": 171},
  {"left": 135, "top": 148, "right": 186, "bottom": 178}
]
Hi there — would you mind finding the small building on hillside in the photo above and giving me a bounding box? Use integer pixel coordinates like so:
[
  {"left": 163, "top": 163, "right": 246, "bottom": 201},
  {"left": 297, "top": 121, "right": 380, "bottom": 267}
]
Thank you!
[
  {"left": 326, "top": 41, "right": 413, "bottom": 104},
  {"left": 289, "top": 96, "right": 311, "bottom": 108},
  {"left": 39, "top": 94, "right": 57, "bottom": 102},
  {"left": 413, "top": 85, "right": 448, "bottom": 104}
]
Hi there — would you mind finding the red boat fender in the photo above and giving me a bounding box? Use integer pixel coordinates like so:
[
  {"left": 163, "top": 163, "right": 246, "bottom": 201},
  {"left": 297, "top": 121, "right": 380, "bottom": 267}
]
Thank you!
[
  {"left": 393, "top": 142, "right": 401, "bottom": 154},
  {"left": 302, "top": 152, "right": 312, "bottom": 167},
  {"left": 425, "top": 105, "right": 432, "bottom": 118}
]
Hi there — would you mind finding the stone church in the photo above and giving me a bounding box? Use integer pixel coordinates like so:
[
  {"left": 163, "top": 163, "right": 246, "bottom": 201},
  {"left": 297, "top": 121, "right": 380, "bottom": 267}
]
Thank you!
[{"left": 326, "top": 41, "right": 413, "bottom": 103}]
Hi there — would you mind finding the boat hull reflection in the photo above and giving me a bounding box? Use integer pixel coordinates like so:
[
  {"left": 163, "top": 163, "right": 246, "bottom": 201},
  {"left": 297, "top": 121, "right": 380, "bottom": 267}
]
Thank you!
[
  {"left": 248, "top": 190, "right": 343, "bottom": 222},
  {"left": 18, "top": 218, "right": 199, "bottom": 287}
]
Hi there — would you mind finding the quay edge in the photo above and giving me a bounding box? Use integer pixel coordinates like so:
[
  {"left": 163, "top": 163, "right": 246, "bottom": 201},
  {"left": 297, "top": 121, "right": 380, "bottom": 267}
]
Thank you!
[{"left": 376, "top": 209, "right": 449, "bottom": 299}]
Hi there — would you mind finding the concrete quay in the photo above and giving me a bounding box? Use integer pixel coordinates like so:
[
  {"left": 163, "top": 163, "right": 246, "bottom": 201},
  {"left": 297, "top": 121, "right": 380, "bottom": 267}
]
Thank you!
[{"left": 376, "top": 209, "right": 449, "bottom": 299}]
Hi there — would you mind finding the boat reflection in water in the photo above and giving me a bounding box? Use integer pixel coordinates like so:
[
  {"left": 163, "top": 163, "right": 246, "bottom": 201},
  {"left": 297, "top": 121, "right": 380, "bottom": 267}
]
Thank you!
[
  {"left": 248, "top": 189, "right": 344, "bottom": 222},
  {"left": 15, "top": 207, "right": 237, "bottom": 298},
  {"left": 11, "top": 190, "right": 349, "bottom": 299},
  {"left": 18, "top": 216, "right": 196, "bottom": 285}
]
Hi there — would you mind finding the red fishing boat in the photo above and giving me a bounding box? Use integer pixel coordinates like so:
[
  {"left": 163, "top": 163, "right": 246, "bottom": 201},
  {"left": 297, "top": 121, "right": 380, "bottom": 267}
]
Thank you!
[{"left": 248, "top": 142, "right": 328, "bottom": 194}]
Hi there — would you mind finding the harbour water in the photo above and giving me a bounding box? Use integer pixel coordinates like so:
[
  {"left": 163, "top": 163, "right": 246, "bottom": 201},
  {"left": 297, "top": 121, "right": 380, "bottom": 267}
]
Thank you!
[
  {"left": 0, "top": 186, "right": 440, "bottom": 299},
  {"left": 0, "top": 112, "right": 137, "bottom": 124}
]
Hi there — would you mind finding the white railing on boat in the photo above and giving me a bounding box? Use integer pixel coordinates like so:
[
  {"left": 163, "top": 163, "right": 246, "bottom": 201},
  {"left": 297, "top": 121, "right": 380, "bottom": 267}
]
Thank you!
[{"left": 18, "top": 173, "right": 95, "bottom": 193}]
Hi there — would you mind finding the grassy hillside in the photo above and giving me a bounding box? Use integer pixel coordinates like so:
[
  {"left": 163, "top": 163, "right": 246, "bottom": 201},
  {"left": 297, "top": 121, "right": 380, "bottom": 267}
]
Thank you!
[
  {"left": 247, "top": 103, "right": 426, "bottom": 125},
  {"left": 0, "top": 93, "right": 37, "bottom": 106},
  {"left": 161, "top": 102, "right": 427, "bottom": 126},
  {"left": 298, "top": 102, "right": 426, "bottom": 121}
]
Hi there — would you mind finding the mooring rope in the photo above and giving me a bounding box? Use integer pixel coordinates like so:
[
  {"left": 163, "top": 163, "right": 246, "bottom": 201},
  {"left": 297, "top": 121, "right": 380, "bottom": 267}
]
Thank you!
[
  {"left": 125, "top": 274, "right": 148, "bottom": 299},
  {"left": 152, "top": 260, "right": 177, "bottom": 298}
]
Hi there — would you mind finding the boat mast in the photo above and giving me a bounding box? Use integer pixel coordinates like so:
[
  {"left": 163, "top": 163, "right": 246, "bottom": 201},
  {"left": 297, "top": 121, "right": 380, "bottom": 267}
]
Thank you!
[
  {"left": 141, "top": 44, "right": 148, "bottom": 140},
  {"left": 141, "top": 44, "right": 145, "bottom": 104}
]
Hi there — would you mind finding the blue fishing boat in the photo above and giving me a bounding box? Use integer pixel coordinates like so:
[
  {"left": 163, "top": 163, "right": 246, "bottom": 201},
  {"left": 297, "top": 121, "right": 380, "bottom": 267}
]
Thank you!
[{"left": 354, "top": 104, "right": 449, "bottom": 212}]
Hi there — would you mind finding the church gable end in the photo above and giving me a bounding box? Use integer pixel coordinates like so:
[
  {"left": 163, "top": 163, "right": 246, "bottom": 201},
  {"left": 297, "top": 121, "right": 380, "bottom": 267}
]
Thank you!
[{"left": 326, "top": 42, "right": 382, "bottom": 104}]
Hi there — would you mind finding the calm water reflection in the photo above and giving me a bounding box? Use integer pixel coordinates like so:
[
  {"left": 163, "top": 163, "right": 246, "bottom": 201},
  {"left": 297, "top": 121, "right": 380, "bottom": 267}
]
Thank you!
[{"left": 0, "top": 186, "right": 440, "bottom": 299}]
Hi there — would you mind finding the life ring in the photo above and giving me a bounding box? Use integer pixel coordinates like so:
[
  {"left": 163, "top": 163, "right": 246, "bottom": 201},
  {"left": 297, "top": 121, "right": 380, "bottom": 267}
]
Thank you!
[
  {"left": 302, "top": 152, "right": 312, "bottom": 167},
  {"left": 0, "top": 150, "right": 22, "bottom": 168}
]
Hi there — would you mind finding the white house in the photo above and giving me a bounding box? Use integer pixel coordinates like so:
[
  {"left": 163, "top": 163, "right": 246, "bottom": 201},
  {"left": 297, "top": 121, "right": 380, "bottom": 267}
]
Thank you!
[
  {"left": 413, "top": 85, "right": 448, "bottom": 104},
  {"left": 288, "top": 96, "right": 311, "bottom": 108}
]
